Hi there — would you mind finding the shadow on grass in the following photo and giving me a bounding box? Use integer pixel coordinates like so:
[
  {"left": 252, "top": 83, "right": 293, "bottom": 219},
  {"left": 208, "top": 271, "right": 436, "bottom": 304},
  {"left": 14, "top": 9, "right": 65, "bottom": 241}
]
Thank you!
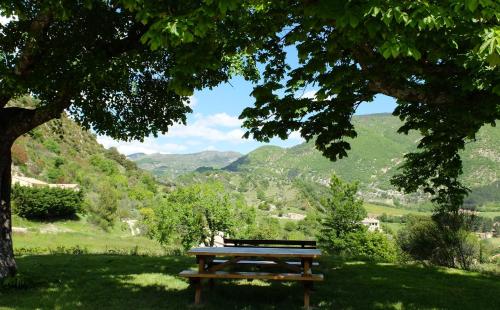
[{"left": 0, "top": 254, "right": 498, "bottom": 309}]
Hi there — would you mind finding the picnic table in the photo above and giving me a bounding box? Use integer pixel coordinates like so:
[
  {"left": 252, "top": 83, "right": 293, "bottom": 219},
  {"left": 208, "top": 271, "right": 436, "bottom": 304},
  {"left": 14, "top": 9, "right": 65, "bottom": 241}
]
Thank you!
[{"left": 179, "top": 245, "right": 323, "bottom": 308}]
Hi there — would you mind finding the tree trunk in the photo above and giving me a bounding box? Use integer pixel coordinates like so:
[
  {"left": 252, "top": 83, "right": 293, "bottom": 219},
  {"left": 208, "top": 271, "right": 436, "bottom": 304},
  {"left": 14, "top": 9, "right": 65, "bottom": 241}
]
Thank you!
[{"left": 0, "top": 141, "right": 16, "bottom": 278}]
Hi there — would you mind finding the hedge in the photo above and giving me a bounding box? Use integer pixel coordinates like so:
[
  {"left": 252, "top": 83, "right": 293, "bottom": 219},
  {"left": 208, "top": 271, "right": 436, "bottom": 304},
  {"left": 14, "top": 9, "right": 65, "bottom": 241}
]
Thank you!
[{"left": 12, "top": 184, "right": 83, "bottom": 220}]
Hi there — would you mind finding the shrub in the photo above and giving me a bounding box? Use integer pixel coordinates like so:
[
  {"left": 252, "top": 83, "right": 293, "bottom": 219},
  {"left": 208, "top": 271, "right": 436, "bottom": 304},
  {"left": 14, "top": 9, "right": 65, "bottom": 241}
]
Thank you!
[
  {"left": 88, "top": 184, "right": 118, "bottom": 230},
  {"left": 43, "top": 138, "right": 60, "bottom": 154},
  {"left": 89, "top": 154, "right": 118, "bottom": 175},
  {"left": 342, "top": 231, "right": 399, "bottom": 262},
  {"left": 11, "top": 144, "right": 28, "bottom": 165},
  {"left": 397, "top": 215, "right": 480, "bottom": 269},
  {"left": 11, "top": 185, "right": 83, "bottom": 220}
]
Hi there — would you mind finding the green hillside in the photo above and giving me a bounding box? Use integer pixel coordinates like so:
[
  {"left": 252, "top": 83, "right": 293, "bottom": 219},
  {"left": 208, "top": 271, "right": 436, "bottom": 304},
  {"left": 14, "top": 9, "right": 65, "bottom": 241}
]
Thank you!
[
  {"left": 11, "top": 111, "right": 159, "bottom": 227},
  {"left": 168, "top": 114, "right": 500, "bottom": 210},
  {"left": 131, "top": 151, "right": 241, "bottom": 179}
]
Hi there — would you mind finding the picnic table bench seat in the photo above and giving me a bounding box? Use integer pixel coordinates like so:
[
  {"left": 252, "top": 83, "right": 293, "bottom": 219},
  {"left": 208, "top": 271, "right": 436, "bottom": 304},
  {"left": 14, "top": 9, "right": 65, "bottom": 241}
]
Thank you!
[{"left": 179, "top": 270, "right": 324, "bottom": 281}]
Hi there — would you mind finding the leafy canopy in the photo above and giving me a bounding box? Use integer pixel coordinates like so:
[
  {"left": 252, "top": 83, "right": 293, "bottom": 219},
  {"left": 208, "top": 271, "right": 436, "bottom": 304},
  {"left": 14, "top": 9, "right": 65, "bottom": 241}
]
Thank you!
[
  {"left": 121, "top": 0, "right": 500, "bottom": 209},
  {"left": 234, "top": 0, "right": 500, "bottom": 209},
  {"left": 144, "top": 181, "right": 252, "bottom": 250},
  {"left": 2, "top": 0, "right": 499, "bottom": 209},
  {"left": 0, "top": 0, "right": 260, "bottom": 141}
]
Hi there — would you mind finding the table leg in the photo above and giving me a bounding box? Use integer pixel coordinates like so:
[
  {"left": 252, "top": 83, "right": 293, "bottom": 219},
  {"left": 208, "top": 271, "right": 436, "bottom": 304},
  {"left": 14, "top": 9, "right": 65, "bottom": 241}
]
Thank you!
[
  {"left": 304, "top": 282, "right": 311, "bottom": 309},
  {"left": 302, "top": 258, "right": 312, "bottom": 276},
  {"left": 194, "top": 278, "right": 202, "bottom": 305},
  {"left": 302, "top": 258, "right": 313, "bottom": 309},
  {"left": 194, "top": 255, "right": 208, "bottom": 305}
]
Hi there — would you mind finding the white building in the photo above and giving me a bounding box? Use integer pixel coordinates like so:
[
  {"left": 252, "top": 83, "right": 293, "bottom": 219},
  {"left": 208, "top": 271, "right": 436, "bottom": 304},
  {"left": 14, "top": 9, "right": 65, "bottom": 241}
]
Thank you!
[{"left": 362, "top": 217, "right": 380, "bottom": 232}]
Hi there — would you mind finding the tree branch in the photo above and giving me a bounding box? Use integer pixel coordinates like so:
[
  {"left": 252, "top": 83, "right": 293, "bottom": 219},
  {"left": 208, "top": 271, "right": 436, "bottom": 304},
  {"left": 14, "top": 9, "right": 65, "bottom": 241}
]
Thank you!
[
  {"left": 0, "top": 95, "right": 70, "bottom": 140},
  {"left": 14, "top": 12, "right": 52, "bottom": 78},
  {"left": 0, "top": 97, "right": 9, "bottom": 109}
]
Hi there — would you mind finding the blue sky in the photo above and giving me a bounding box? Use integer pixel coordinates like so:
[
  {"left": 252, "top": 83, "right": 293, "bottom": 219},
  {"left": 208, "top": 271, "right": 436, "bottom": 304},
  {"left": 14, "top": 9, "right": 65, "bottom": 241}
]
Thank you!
[{"left": 98, "top": 48, "right": 397, "bottom": 155}]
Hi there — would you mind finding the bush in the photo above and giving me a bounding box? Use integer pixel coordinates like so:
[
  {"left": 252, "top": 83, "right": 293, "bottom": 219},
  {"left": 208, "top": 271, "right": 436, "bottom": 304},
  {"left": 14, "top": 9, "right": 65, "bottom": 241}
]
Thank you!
[
  {"left": 397, "top": 215, "right": 480, "bottom": 269},
  {"left": 12, "top": 184, "right": 83, "bottom": 220},
  {"left": 11, "top": 144, "right": 28, "bottom": 165},
  {"left": 43, "top": 138, "right": 60, "bottom": 154},
  {"left": 342, "top": 231, "right": 399, "bottom": 262}
]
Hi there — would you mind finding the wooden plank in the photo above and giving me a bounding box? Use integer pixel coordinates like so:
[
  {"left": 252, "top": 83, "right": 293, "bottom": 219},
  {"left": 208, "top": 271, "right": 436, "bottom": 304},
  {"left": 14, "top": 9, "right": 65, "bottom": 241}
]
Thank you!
[
  {"left": 179, "top": 270, "right": 324, "bottom": 281},
  {"left": 224, "top": 238, "right": 316, "bottom": 248},
  {"left": 211, "top": 259, "right": 319, "bottom": 266},
  {"left": 207, "top": 256, "right": 245, "bottom": 272},
  {"left": 187, "top": 247, "right": 322, "bottom": 258},
  {"left": 224, "top": 245, "right": 316, "bottom": 249}
]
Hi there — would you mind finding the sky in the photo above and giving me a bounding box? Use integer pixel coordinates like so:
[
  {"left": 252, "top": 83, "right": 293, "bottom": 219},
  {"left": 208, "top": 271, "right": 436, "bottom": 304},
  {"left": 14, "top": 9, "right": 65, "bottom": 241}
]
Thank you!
[
  {"left": 97, "top": 42, "right": 397, "bottom": 155},
  {"left": 97, "top": 79, "right": 397, "bottom": 155}
]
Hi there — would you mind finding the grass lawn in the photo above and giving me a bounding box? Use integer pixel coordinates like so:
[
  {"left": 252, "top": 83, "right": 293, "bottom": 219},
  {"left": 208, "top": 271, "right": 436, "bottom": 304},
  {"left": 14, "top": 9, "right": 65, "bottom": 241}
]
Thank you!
[
  {"left": 12, "top": 215, "right": 169, "bottom": 256},
  {"left": 1, "top": 254, "right": 499, "bottom": 309}
]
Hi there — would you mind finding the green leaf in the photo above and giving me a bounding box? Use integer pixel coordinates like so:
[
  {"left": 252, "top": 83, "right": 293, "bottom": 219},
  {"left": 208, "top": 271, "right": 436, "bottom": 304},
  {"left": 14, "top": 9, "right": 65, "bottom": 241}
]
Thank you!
[
  {"left": 466, "top": 0, "right": 479, "bottom": 12},
  {"left": 486, "top": 53, "right": 500, "bottom": 66},
  {"left": 382, "top": 47, "right": 392, "bottom": 59},
  {"left": 349, "top": 15, "right": 360, "bottom": 28}
]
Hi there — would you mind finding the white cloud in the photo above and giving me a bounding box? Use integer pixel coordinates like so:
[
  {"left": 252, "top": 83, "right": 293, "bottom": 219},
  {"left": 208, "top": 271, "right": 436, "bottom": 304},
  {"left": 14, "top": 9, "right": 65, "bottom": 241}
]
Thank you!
[
  {"left": 195, "top": 113, "right": 242, "bottom": 128},
  {"left": 289, "top": 131, "right": 305, "bottom": 141},
  {"left": 96, "top": 111, "right": 304, "bottom": 156},
  {"left": 95, "top": 112, "right": 247, "bottom": 155},
  {"left": 203, "top": 145, "right": 217, "bottom": 151},
  {"left": 97, "top": 136, "right": 187, "bottom": 155},
  {"left": 165, "top": 113, "right": 245, "bottom": 143}
]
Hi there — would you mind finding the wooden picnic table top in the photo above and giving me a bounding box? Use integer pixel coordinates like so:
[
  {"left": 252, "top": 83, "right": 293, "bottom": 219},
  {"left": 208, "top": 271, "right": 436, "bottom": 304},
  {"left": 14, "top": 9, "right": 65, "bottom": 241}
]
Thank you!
[{"left": 187, "top": 246, "right": 322, "bottom": 258}]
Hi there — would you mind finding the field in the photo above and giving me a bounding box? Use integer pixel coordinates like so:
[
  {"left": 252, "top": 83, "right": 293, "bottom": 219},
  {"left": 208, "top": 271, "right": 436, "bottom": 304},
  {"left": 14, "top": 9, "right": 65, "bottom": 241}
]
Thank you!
[
  {"left": 364, "top": 203, "right": 500, "bottom": 219},
  {"left": 1, "top": 254, "right": 499, "bottom": 309},
  {"left": 11, "top": 215, "right": 168, "bottom": 256},
  {"left": 363, "top": 203, "right": 431, "bottom": 216}
]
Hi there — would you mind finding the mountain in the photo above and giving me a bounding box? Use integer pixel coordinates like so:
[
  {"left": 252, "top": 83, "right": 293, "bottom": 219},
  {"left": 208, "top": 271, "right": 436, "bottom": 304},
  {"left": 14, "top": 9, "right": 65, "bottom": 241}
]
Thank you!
[
  {"left": 11, "top": 111, "right": 159, "bottom": 224},
  {"left": 129, "top": 151, "right": 242, "bottom": 179},
  {"left": 148, "top": 114, "right": 500, "bottom": 209}
]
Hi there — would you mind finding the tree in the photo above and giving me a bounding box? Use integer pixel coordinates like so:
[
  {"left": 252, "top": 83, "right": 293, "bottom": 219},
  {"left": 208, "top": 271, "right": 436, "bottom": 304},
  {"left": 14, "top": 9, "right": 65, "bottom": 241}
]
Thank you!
[
  {"left": 0, "top": 0, "right": 260, "bottom": 277},
  {"left": 2, "top": 0, "right": 498, "bottom": 277},
  {"left": 88, "top": 185, "right": 119, "bottom": 231},
  {"left": 316, "top": 175, "right": 397, "bottom": 261},
  {"left": 316, "top": 175, "right": 367, "bottom": 252},
  {"left": 238, "top": 1, "right": 500, "bottom": 212},
  {"left": 146, "top": 182, "right": 239, "bottom": 250}
]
